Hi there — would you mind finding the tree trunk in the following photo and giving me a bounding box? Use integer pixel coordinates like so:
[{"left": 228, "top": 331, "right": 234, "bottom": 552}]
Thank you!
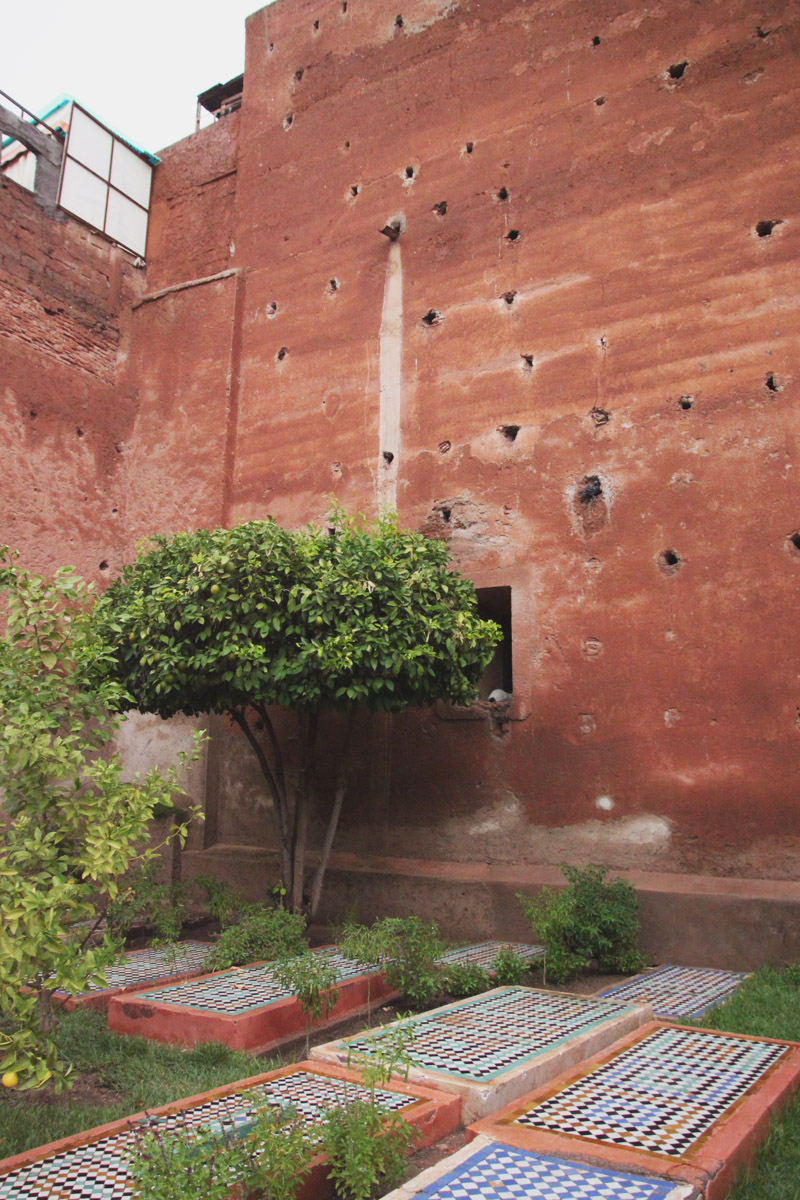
[
  {"left": 290, "top": 711, "right": 318, "bottom": 912},
  {"left": 308, "top": 709, "right": 356, "bottom": 918},
  {"left": 229, "top": 707, "right": 293, "bottom": 891}
]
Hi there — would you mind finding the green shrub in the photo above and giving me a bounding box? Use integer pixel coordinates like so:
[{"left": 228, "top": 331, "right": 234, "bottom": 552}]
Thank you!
[
  {"left": 323, "top": 1101, "right": 416, "bottom": 1200},
  {"left": 517, "top": 865, "right": 647, "bottom": 985},
  {"left": 491, "top": 948, "right": 529, "bottom": 986},
  {"left": 377, "top": 917, "right": 445, "bottom": 1009},
  {"left": 127, "top": 1101, "right": 316, "bottom": 1200},
  {"left": 272, "top": 950, "right": 340, "bottom": 1055},
  {"left": 441, "top": 963, "right": 492, "bottom": 997},
  {"left": 204, "top": 904, "right": 307, "bottom": 971}
]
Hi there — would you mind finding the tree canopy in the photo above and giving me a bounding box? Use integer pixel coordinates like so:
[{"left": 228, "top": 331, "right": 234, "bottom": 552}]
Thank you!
[{"left": 91, "top": 510, "right": 500, "bottom": 911}]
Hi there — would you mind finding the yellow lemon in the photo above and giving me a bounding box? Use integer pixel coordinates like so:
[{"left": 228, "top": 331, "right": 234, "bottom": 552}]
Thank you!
[{"left": 1, "top": 1071, "right": 19, "bottom": 1088}]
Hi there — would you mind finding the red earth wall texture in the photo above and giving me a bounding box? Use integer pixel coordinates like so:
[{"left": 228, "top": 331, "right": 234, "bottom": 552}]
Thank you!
[{"left": 2, "top": 0, "right": 800, "bottom": 940}]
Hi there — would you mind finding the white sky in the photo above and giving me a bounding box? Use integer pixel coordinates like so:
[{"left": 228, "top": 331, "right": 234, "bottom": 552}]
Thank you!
[{"left": 2, "top": 0, "right": 275, "bottom": 155}]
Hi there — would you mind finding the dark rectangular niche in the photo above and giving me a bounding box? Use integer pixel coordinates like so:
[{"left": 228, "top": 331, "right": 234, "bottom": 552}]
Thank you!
[{"left": 476, "top": 585, "right": 513, "bottom": 699}]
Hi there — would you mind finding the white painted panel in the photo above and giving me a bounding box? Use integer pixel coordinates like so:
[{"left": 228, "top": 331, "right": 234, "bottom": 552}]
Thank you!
[
  {"left": 68, "top": 106, "right": 112, "bottom": 178},
  {"left": 60, "top": 157, "right": 108, "bottom": 230},
  {"left": 110, "top": 140, "right": 152, "bottom": 208},
  {"left": 105, "top": 188, "right": 148, "bottom": 255}
]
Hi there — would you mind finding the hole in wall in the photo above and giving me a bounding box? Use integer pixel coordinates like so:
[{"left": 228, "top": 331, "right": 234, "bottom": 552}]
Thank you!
[
  {"left": 579, "top": 475, "right": 602, "bottom": 504},
  {"left": 283, "top": 113, "right": 294, "bottom": 130},
  {"left": 433, "top": 200, "right": 448, "bottom": 216},
  {"left": 765, "top": 373, "right": 780, "bottom": 392},
  {"left": 521, "top": 353, "right": 534, "bottom": 372},
  {"left": 502, "top": 290, "right": 517, "bottom": 305},
  {"left": 438, "top": 440, "right": 451, "bottom": 453},
  {"left": 99, "top": 560, "right": 109, "bottom": 571},
  {"left": 111, "top": 507, "right": 118, "bottom": 515},
  {"left": 463, "top": 141, "right": 474, "bottom": 155},
  {"left": 405, "top": 165, "right": 415, "bottom": 179},
  {"left": 382, "top": 450, "right": 395, "bottom": 465},
  {"left": 114, "top": 443, "right": 123, "bottom": 454},
  {"left": 276, "top": 346, "right": 289, "bottom": 362},
  {"left": 788, "top": 532, "right": 800, "bottom": 552},
  {"left": 476, "top": 586, "right": 513, "bottom": 698},
  {"left": 313, "top": 18, "right": 320, "bottom": 30},
  {"left": 591, "top": 35, "right": 601, "bottom": 45},
  {"left": 440, "top": 506, "right": 451, "bottom": 522},
  {"left": 667, "top": 61, "right": 688, "bottom": 80},
  {"left": 595, "top": 95, "right": 606, "bottom": 106},
  {"left": 658, "top": 548, "right": 681, "bottom": 573},
  {"left": 29, "top": 409, "right": 37, "bottom": 419},
  {"left": 267, "top": 301, "right": 278, "bottom": 317},
  {"left": 755, "top": 219, "right": 782, "bottom": 237},
  {"left": 395, "top": 13, "right": 404, "bottom": 27},
  {"left": 495, "top": 186, "right": 509, "bottom": 201},
  {"left": 269, "top": 42, "right": 274, "bottom": 52},
  {"left": 678, "top": 394, "right": 693, "bottom": 410},
  {"left": 598, "top": 335, "right": 608, "bottom": 350},
  {"left": 295, "top": 68, "right": 304, "bottom": 81},
  {"left": 76, "top": 427, "right": 84, "bottom": 438},
  {"left": 350, "top": 184, "right": 360, "bottom": 197},
  {"left": 421, "top": 309, "right": 443, "bottom": 326},
  {"left": 327, "top": 278, "right": 340, "bottom": 295},
  {"left": 343, "top": 140, "right": 351, "bottom": 150},
  {"left": 590, "top": 406, "right": 610, "bottom": 425},
  {"left": 755, "top": 24, "right": 771, "bottom": 37},
  {"left": 505, "top": 228, "right": 520, "bottom": 242},
  {"left": 342, "top": 1, "right": 347, "bottom": 11},
  {"left": 498, "top": 424, "right": 520, "bottom": 441}
]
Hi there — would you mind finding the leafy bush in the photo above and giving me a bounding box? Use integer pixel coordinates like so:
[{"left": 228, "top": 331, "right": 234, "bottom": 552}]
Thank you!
[
  {"left": 491, "top": 948, "right": 529, "bottom": 986},
  {"left": 204, "top": 904, "right": 307, "bottom": 971},
  {"left": 339, "top": 916, "right": 444, "bottom": 1010},
  {"left": 375, "top": 917, "right": 445, "bottom": 1009},
  {"left": 441, "top": 963, "right": 492, "bottom": 997},
  {"left": 272, "top": 950, "right": 340, "bottom": 1055},
  {"left": 127, "top": 1101, "right": 316, "bottom": 1200},
  {"left": 323, "top": 1102, "right": 416, "bottom": 1200},
  {"left": 517, "top": 865, "right": 647, "bottom": 985},
  {"left": 0, "top": 551, "right": 200, "bottom": 1092}
]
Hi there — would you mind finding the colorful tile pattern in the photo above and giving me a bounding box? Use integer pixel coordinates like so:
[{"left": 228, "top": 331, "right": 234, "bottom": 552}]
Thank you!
[
  {"left": 597, "top": 964, "right": 747, "bottom": 1019},
  {"left": 340, "top": 987, "right": 638, "bottom": 1082},
  {"left": 414, "top": 1140, "right": 684, "bottom": 1200},
  {"left": 60, "top": 942, "right": 210, "bottom": 997},
  {"left": 0, "top": 1071, "right": 412, "bottom": 1200},
  {"left": 514, "top": 1026, "right": 789, "bottom": 1157},
  {"left": 134, "top": 947, "right": 372, "bottom": 1014},
  {"left": 437, "top": 942, "right": 544, "bottom": 969}
]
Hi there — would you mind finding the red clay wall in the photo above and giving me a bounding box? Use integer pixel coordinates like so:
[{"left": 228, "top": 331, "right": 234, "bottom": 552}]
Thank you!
[
  {"left": 0, "top": 177, "right": 142, "bottom": 579},
  {"left": 181, "top": 0, "right": 800, "bottom": 906}
]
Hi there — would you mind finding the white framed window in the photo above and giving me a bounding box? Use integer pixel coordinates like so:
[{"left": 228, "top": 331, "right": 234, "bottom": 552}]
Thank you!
[{"left": 58, "top": 103, "right": 154, "bottom": 257}]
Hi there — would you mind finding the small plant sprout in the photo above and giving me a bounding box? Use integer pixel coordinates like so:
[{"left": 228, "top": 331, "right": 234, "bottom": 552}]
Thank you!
[
  {"left": 272, "top": 950, "right": 340, "bottom": 1056},
  {"left": 490, "top": 947, "right": 530, "bottom": 986}
]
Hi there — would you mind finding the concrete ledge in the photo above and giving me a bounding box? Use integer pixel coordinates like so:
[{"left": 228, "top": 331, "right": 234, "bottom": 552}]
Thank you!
[{"left": 183, "top": 847, "right": 800, "bottom": 971}]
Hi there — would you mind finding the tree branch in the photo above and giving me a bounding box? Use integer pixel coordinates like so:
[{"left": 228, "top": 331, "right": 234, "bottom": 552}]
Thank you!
[{"left": 308, "top": 709, "right": 356, "bottom": 919}]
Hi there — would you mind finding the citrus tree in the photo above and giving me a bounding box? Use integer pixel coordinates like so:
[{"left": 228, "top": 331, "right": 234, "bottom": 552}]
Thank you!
[
  {"left": 0, "top": 551, "right": 200, "bottom": 1092},
  {"left": 90, "top": 510, "right": 500, "bottom": 914}
]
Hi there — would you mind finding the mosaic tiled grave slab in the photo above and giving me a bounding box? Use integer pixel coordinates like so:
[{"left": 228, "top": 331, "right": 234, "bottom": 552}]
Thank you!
[
  {"left": 383, "top": 1135, "right": 693, "bottom": 1200},
  {"left": 107, "top": 946, "right": 398, "bottom": 1051},
  {"left": 311, "top": 986, "right": 653, "bottom": 1121},
  {"left": 436, "top": 942, "right": 544, "bottom": 970},
  {"left": 470, "top": 1021, "right": 800, "bottom": 1198},
  {"left": 598, "top": 964, "right": 748, "bottom": 1020},
  {"left": 0, "top": 1062, "right": 460, "bottom": 1200},
  {"left": 53, "top": 941, "right": 211, "bottom": 1011}
]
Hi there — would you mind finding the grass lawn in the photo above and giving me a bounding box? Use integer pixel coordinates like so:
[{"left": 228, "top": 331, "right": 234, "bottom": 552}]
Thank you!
[
  {"left": 695, "top": 965, "right": 800, "bottom": 1200},
  {"left": 0, "top": 1008, "right": 268, "bottom": 1161}
]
